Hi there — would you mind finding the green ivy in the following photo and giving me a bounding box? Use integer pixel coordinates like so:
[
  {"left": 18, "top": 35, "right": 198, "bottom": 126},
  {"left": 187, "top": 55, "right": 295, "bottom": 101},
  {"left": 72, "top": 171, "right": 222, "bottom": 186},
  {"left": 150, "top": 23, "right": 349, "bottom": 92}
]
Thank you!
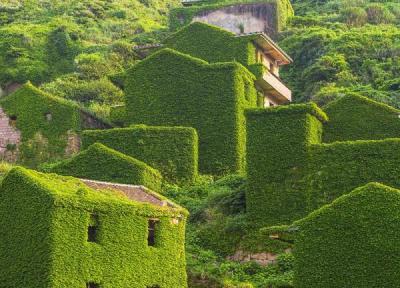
[
  {"left": 0, "top": 82, "right": 81, "bottom": 166},
  {"left": 0, "top": 166, "right": 188, "bottom": 287},
  {"left": 124, "top": 48, "right": 258, "bottom": 175},
  {"left": 44, "top": 143, "right": 163, "bottom": 192},
  {"left": 81, "top": 125, "right": 198, "bottom": 185},
  {"left": 323, "top": 93, "right": 400, "bottom": 142},
  {"left": 246, "top": 96, "right": 400, "bottom": 226},
  {"left": 292, "top": 183, "right": 400, "bottom": 288}
]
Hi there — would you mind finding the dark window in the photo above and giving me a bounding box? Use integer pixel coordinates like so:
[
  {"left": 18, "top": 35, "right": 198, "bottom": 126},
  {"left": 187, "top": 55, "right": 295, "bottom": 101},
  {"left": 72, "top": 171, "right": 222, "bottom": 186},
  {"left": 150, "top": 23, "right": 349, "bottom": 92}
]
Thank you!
[
  {"left": 87, "top": 214, "right": 99, "bottom": 243},
  {"left": 86, "top": 282, "right": 100, "bottom": 288},
  {"left": 44, "top": 112, "right": 52, "bottom": 121},
  {"left": 9, "top": 115, "right": 17, "bottom": 127},
  {"left": 147, "top": 219, "right": 159, "bottom": 247}
]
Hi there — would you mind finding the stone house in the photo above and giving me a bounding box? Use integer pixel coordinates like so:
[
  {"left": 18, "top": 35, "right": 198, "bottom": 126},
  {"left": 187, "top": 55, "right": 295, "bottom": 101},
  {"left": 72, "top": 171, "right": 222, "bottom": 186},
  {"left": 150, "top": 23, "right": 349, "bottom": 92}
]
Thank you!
[
  {"left": 0, "top": 83, "right": 112, "bottom": 163},
  {"left": 0, "top": 167, "right": 188, "bottom": 287}
]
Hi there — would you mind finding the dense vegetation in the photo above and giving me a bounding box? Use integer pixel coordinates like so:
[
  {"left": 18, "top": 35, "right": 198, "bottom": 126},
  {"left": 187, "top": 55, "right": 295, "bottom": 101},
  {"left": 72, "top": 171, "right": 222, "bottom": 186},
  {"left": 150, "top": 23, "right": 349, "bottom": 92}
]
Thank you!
[
  {"left": 1, "top": 0, "right": 400, "bottom": 287},
  {"left": 281, "top": 0, "right": 400, "bottom": 107}
]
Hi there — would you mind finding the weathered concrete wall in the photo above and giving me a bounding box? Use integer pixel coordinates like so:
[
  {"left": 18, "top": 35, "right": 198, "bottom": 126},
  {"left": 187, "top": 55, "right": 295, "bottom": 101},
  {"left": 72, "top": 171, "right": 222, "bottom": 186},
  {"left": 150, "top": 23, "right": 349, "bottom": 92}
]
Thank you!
[{"left": 193, "top": 3, "right": 277, "bottom": 36}]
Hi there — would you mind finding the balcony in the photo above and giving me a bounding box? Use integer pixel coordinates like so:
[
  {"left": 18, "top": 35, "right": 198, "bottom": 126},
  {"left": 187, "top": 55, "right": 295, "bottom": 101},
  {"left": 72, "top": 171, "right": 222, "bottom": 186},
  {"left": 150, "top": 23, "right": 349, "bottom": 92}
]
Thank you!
[{"left": 256, "top": 70, "right": 292, "bottom": 104}]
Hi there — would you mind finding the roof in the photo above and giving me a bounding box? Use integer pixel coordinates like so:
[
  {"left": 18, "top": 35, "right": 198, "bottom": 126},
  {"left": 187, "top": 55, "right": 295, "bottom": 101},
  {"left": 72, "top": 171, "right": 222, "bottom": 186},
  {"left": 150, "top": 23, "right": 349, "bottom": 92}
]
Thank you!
[
  {"left": 81, "top": 179, "right": 176, "bottom": 208},
  {"left": 2, "top": 167, "right": 186, "bottom": 214},
  {"left": 237, "top": 32, "right": 293, "bottom": 65}
]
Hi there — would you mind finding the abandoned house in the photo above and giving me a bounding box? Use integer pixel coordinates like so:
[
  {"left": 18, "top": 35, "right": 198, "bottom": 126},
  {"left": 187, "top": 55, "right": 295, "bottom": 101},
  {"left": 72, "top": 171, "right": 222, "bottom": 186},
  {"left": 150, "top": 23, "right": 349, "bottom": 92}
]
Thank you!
[
  {"left": 124, "top": 48, "right": 257, "bottom": 175},
  {"left": 287, "top": 183, "right": 400, "bottom": 288},
  {"left": 171, "top": 0, "right": 294, "bottom": 37},
  {"left": 0, "top": 167, "right": 188, "bottom": 287},
  {"left": 163, "top": 22, "right": 293, "bottom": 106},
  {"left": 0, "top": 82, "right": 112, "bottom": 162}
]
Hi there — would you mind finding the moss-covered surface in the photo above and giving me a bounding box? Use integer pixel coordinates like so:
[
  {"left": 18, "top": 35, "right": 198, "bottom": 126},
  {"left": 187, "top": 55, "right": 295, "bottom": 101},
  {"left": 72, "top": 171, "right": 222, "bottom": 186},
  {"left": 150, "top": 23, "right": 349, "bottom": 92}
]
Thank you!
[
  {"left": 293, "top": 183, "right": 400, "bottom": 288},
  {"left": 0, "top": 82, "right": 81, "bottom": 166},
  {"left": 82, "top": 125, "right": 198, "bottom": 185},
  {"left": 0, "top": 166, "right": 188, "bottom": 287},
  {"left": 124, "top": 48, "right": 257, "bottom": 175},
  {"left": 169, "top": 0, "right": 294, "bottom": 33},
  {"left": 323, "top": 93, "right": 400, "bottom": 142},
  {"left": 44, "top": 143, "right": 163, "bottom": 192}
]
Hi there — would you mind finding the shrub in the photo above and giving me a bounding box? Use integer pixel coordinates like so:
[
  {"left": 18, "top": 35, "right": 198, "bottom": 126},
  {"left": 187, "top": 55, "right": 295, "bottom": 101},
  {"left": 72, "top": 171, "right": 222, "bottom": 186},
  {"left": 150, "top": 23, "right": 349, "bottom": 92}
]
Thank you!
[
  {"left": 340, "top": 7, "right": 367, "bottom": 27},
  {"left": 44, "top": 143, "right": 163, "bottom": 192},
  {"left": 81, "top": 125, "right": 198, "bottom": 184}
]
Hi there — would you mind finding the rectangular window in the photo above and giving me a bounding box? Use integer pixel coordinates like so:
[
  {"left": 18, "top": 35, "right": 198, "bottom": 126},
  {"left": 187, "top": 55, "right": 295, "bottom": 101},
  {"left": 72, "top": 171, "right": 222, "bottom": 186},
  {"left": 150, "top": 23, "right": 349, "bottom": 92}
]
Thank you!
[
  {"left": 147, "top": 219, "right": 159, "bottom": 247},
  {"left": 87, "top": 214, "right": 99, "bottom": 243}
]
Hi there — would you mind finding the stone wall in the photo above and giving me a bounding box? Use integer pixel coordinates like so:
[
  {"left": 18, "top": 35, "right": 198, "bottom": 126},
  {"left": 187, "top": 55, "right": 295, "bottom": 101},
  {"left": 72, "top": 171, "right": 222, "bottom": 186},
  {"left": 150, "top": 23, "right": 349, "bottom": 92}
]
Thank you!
[
  {"left": 0, "top": 107, "right": 21, "bottom": 162},
  {"left": 193, "top": 3, "right": 277, "bottom": 36}
]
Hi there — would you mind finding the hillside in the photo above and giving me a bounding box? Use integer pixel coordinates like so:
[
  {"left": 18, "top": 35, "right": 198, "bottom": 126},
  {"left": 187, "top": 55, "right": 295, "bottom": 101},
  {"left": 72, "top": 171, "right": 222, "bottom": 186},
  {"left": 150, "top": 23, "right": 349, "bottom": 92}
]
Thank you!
[
  {"left": 280, "top": 0, "right": 400, "bottom": 106},
  {"left": 0, "top": 0, "right": 180, "bottom": 117}
]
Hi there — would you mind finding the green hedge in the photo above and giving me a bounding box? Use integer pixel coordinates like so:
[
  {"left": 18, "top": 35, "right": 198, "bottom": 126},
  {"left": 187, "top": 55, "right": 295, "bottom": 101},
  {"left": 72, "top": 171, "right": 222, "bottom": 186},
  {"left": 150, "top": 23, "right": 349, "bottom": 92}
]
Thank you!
[
  {"left": 45, "top": 143, "right": 163, "bottom": 192},
  {"left": 0, "top": 167, "right": 188, "bottom": 287},
  {"left": 323, "top": 93, "right": 400, "bottom": 143},
  {"left": 169, "top": 0, "right": 293, "bottom": 33},
  {"left": 124, "top": 48, "right": 257, "bottom": 175},
  {"left": 245, "top": 103, "right": 326, "bottom": 226},
  {"left": 0, "top": 82, "right": 81, "bottom": 166},
  {"left": 81, "top": 125, "right": 198, "bottom": 185},
  {"left": 293, "top": 183, "right": 400, "bottom": 288}
]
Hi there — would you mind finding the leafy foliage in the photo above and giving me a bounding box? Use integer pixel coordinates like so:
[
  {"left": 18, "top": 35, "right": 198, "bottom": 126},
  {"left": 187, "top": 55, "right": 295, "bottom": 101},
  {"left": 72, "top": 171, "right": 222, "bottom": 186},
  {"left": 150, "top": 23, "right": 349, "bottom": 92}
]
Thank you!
[
  {"left": 0, "top": 166, "right": 187, "bottom": 287},
  {"left": 44, "top": 143, "right": 163, "bottom": 192},
  {"left": 124, "top": 48, "right": 258, "bottom": 175},
  {"left": 293, "top": 183, "right": 400, "bottom": 288},
  {"left": 280, "top": 0, "right": 400, "bottom": 107},
  {"left": 81, "top": 125, "right": 199, "bottom": 184}
]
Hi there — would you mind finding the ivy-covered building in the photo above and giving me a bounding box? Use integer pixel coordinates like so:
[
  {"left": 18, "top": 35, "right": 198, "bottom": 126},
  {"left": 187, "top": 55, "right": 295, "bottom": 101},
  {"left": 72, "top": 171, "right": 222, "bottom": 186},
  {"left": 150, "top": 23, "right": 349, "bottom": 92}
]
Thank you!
[
  {"left": 82, "top": 125, "right": 198, "bottom": 184},
  {"left": 170, "top": 0, "right": 294, "bottom": 37},
  {"left": 0, "top": 167, "right": 188, "bottom": 288},
  {"left": 287, "top": 183, "right": 400, "bottom": 288},
  {"left": 163, "top": 22, "right": 293, "bottom": 106},
  {"left": 246, "top": 95, "right": 400, "bottom": 226},
  {"left": 124, "top": 48, "right": 257, "bottom": 175},
  {"left": 0, "top": 82, "right": 111, "bottom": 166}
]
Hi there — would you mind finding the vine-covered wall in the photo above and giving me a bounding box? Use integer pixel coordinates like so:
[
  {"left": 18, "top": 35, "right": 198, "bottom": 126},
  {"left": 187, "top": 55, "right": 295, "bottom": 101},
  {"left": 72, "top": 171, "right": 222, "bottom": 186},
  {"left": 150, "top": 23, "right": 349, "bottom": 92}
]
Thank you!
[
  {"left": 45, "top": 143, "right": 163, "bottom": 192},
  {"left": 0, "top": 82, "right": 81, "bottom": 166},
  {"left": 164, "top": 22, "right": 264, "bottom": 78},
  {"left": 124, "top": 48, "right": 257, "bottom": 175},
  {"left": 0, "top": 167, "right": 188, "bottom": 287},
  {"left": 293, "top": 183, "right": 400, "bottom": 288},
  {"left": 323, "top": 93, "right": 400, "bottom": 143},
  {"left": 81, "top": 125, "right": 198, "bottom": 185},
  {"left": 246, "top": 95, "right": 400, "bottom": 226}
]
